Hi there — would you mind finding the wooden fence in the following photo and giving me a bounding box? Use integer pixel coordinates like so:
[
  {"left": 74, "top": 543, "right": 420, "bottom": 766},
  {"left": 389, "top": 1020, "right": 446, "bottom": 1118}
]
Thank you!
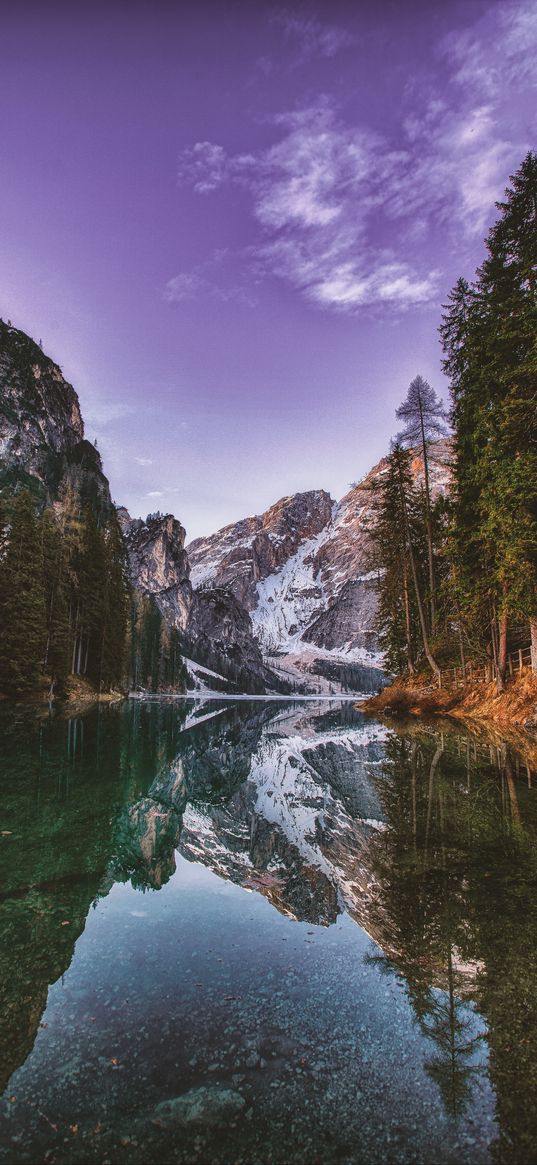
[{"left": 439, "top": 645, "right": 534, "bottom": 688}]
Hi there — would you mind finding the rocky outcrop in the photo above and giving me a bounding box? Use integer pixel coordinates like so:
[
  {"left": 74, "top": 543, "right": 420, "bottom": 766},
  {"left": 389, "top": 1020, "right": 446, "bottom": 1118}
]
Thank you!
[
  {"left": 118, "top": 511, "right": 283, "bottom": 692},
  {"left": 303, "top": 577, "right": 379, "bottom": 653},
  {"left": 0, "top": 319, "right": 112, "bottom": 513},
  {"left": 118, "top": 508, "right": 192, "bottom": 630}
]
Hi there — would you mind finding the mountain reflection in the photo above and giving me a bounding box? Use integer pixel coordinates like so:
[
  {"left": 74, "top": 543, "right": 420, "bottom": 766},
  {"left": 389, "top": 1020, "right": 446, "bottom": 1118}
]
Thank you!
[{"left": 2, "top": 700, "right": 537, "bottom": 1159}]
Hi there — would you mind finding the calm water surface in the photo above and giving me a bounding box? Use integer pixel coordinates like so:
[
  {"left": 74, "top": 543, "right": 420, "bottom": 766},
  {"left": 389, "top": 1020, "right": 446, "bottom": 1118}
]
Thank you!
[{"left": 1, "top": 697, "right": 537, "bottom": 1163}]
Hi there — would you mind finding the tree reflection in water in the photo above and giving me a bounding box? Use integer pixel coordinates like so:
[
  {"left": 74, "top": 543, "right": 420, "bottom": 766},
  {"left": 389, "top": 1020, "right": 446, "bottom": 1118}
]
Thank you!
[{"left": 367, "top": 725, "right": 537, "bottom": 1160}]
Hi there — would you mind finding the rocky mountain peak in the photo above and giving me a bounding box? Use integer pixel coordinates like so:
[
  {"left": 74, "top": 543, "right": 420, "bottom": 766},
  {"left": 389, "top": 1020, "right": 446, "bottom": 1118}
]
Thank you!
[
  {"left": 0, "top": 320, "right": 114, "bottom": 513},
  {"left": 119, "top": 509, "right": 192, "bottom": 629},
  {"left": 260, "top": 489, "right": 334, "bottom": 538},
  {"left": 185, "top": 440, "right": 454, "bottom": 676},
  {"left": 0, "top": 320, "right": 84, "bottom": 469},
  {"left": 187, "top": 488, "right": 335, "bottom": 610}
]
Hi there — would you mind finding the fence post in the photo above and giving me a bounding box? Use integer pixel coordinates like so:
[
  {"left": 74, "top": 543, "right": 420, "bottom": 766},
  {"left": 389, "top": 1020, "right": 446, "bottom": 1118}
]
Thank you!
[{"left": 519, "top": 648, "right": 523, "bottom": 672}]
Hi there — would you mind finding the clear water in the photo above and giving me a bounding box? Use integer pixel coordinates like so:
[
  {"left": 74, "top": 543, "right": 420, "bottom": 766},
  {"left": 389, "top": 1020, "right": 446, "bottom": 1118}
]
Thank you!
[{"left": 1, "top": 697, "right": 536, "bottom": 1163}]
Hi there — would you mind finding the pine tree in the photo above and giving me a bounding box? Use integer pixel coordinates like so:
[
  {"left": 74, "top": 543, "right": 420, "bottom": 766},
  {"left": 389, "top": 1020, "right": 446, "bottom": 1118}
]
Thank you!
[
  {"left": 441, "top": 152, "right": 537, "bottom": 689},
  {"left": 41, "top": 508, "right": 70, "bottom": 695},
  {"left": 0, "top": 491, "right": 47, "bottom": 695},
  {"left": 396, "top": 375, "right": 449, "bottom": 633},
  {"left": 371, "top": 445, "right": 440, "bottom": 679}
]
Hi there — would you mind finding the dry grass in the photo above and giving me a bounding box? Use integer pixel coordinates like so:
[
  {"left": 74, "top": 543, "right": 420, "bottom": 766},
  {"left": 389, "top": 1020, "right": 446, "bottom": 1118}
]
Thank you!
[
  {"left": 63, "top": 675, "right": 125, "bottom": 710},
  {"left": 363, "top": 668, "right": 537, "bottom": 737}
]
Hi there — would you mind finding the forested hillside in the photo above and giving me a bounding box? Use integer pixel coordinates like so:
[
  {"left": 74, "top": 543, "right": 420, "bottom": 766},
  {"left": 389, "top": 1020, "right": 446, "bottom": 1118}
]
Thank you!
[{"left": 0, "top": 322, "right": 182, "bottom": 699}]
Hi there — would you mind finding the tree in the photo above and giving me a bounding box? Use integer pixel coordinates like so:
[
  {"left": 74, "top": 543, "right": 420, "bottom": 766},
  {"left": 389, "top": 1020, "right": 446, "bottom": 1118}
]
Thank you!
[
  {"left": 441, "top": 152, "right": 537, "bottom": 690},
  {"left": 0, "top": 491, "right": 46, "bottom": 695},
  {"left": 396, "top": 375, "right": 449, "bottom": 634},
  {"left": 41, "top": 508, "right": 70, "bottom": 695},
  {"left": 371, "top": 444, "right": 440, "bottom": 680}
]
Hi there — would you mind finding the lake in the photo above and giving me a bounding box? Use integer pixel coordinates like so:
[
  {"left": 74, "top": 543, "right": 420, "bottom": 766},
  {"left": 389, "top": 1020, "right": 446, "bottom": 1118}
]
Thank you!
[{"left": 1, "top": 697, "right": 537, "bottom": 1163}]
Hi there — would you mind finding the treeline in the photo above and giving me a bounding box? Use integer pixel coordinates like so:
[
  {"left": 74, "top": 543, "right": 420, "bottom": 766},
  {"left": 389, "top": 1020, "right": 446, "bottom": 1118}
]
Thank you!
[
  {"left": 0, "top": 486, "right": 193, "bottom": 699},
  {"left": 0, "top": 486, "right": 130, "bottom": 697},
  {"left": 371, "top": 152, "right": 537, "bottom": 691},
  {"left": 131, "top": 593, "right": 187, "bottom": 693}
]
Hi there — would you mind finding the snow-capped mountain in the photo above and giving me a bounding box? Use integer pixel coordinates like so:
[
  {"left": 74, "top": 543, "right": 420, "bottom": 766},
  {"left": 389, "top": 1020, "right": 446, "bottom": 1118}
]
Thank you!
[{"left": 187, "top": 441, "right": 452, "bottom": 676}]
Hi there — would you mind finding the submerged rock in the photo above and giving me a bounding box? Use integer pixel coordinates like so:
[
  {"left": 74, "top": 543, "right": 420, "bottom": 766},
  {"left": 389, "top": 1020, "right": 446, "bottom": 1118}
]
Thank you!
[{"left": 154, "top": 1085, "right": 246, "bottom": 1126}]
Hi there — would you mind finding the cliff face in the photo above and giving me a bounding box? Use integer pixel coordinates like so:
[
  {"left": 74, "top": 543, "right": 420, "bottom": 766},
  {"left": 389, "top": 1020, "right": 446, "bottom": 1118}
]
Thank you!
[
  {"left": 118, "top": 509, "right": 192, "bottom": 631},
  {"left": 185, "top": 587, "right": 278, "bottom": 693},
  {"left": 0, "top": 319, "right": 280, "bottom": 695},
  {"left": 0, "top": 320, "right": 112, "bottom": 512}
]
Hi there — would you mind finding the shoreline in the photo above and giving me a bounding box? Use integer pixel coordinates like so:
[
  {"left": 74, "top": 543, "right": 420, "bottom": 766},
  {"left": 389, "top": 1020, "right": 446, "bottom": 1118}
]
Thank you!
[{"left": 362, "top": 671, "right": 537, "bottom": 737}]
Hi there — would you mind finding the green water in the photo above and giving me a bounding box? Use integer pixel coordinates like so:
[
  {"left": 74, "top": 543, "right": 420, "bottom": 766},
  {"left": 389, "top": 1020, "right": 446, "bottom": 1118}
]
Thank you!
[{"left": 1, "top": 697, "right": 537, "bottom": 1163}]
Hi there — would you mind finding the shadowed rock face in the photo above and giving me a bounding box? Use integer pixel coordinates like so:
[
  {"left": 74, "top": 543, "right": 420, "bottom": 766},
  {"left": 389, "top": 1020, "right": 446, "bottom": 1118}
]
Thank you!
[
  {"left": 117, "top": 513, "right": 283, "bottom": 691},
  {"left": 303, "top": 577, "right": 379, "bottom": 653},
  {"left": 184, "top": 587, "right": 278, "bottom": 692}
]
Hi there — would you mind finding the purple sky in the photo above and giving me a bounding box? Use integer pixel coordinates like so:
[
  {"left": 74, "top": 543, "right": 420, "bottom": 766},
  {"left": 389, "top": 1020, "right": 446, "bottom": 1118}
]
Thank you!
[{"left": 1, "top": 1, "right": 535, "bottom": 540}]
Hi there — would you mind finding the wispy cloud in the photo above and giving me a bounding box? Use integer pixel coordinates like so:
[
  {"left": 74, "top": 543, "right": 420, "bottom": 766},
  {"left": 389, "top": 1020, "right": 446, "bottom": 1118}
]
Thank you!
[
  {"left": 135, "top": 456, "right": 153, "bottom": 466},
  {"left": 175, "top": 1, "right": 535, "bottom": 313},
  {"left": 164, "top": 251, "right": 257, "bottom": 307},
  {"left": 177, "top": 103, "right": 437, "bottom": 312},
  {"left": 270, "top": 8, "right": 357, "bottom": 64}
]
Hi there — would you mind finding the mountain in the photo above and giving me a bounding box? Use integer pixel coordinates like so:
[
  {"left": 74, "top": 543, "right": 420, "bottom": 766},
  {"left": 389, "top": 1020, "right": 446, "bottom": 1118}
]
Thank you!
[
  {"left": 187, "top": 442, "right": 452, "bottom": 684},
  {"left": 118, "top": 509, "right": 284, "bottom": 693},
  {"left": 0, "top": 320, "right": 112, "bottom": 515},
  {"left": 0, "top": 321, "right": 279, "bottom": 698},
  {"left": 117, "top": 508, "right": 193, "bottom": 630},
  {"left": 0, "top": 319, "right": 451, "bottom": 697}
]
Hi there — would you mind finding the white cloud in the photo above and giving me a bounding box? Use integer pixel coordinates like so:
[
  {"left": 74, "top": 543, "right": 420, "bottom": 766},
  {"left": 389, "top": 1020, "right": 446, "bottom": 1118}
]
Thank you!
[
  {"left": 146, "top": 490, "right": 164, "bottom": 498},
  {"left": 164, "top": 272, "right": 206, "bottom": 302},
  {"left": 174, "top": 1, "right": 536, "bottom": 313},
  {"left": 309, "top": 262, "right": 439, "bottom": 310},
  {"left": 164, "top": 270, "right": 255, "bottom": 307},
  {"left": 135, "top": 456, "right": 153, "bottom": 466},
  {"left": 177, "top": 141, "right": 229, "bottom": 193}
]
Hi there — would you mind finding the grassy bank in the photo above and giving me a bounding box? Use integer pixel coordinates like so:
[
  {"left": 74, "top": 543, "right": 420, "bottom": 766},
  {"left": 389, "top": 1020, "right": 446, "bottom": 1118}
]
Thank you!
[{"left": 363, "top": 670, "right": 537, "bottom": 735}]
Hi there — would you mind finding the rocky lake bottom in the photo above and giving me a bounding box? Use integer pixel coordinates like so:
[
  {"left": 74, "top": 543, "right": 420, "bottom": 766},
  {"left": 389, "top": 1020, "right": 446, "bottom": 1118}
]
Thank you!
[{"left": 1, "top": 696, "right": 537, "bottom": 1163}]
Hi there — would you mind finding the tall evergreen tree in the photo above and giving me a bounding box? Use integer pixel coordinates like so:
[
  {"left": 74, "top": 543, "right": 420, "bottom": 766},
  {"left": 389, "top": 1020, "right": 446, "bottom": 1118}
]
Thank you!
[
  {"left": 396, "top": 375, "right": 449, "bottom": 633},
  {"left": 371, "top": 444, "right": 440, "bottom": 680},
  {"left": 41, "top": 508, "right": 70, "bottom": 695}
]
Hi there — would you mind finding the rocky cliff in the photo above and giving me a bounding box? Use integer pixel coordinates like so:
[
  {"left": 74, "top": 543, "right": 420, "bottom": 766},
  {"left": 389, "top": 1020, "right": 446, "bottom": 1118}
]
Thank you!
[
  {"left": 188, "top": 490, "right": 334, "bottom": 610},
  {"left": 117, "top": 508, "right": 283, "bottom": 693},
  {"left": 0, "top": 320, "right": 112, "bottom": 514},
  {"left": 118, "top": 508, "right": 192, "bottom": 630}
]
